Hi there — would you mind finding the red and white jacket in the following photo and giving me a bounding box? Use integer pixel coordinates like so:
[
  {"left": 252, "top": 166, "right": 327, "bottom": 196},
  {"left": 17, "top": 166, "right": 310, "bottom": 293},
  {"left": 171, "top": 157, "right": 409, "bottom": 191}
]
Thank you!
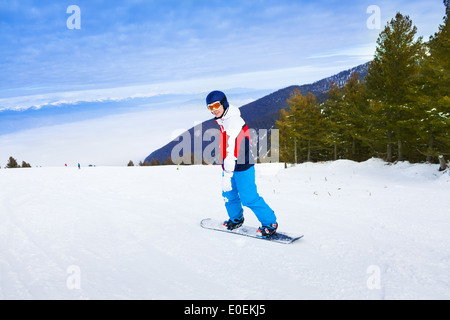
[{"left": 215, "top": 105, "right": 253, "bottom": 172}]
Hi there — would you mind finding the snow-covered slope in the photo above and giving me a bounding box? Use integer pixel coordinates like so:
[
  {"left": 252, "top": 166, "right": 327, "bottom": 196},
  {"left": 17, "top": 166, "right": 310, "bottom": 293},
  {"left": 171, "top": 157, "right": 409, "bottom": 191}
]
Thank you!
[{"left": 1, "top": 159, "right": 449, "bottom": 299}]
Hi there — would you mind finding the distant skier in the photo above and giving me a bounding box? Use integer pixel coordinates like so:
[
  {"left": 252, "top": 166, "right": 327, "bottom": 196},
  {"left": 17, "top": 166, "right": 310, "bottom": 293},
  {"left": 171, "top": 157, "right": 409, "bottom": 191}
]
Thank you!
[{"left": 206, "top": 90, "right": 278, "bottom": 238}]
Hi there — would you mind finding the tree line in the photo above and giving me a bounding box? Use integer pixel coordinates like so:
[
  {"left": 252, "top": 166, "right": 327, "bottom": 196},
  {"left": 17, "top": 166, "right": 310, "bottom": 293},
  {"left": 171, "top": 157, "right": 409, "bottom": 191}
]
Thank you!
[
  {"left": 2, "top": 156, "right": 32, "bottom": 168},
  {"left": 277, "top": 7, "right": 449, "bottom": 165}
]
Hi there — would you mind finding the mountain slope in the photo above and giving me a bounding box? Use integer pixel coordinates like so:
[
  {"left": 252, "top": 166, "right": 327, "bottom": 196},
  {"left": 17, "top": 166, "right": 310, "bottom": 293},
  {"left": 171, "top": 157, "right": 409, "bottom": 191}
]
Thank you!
[{"left": 144, "top": 62, "right": 370, "bottom": 164}]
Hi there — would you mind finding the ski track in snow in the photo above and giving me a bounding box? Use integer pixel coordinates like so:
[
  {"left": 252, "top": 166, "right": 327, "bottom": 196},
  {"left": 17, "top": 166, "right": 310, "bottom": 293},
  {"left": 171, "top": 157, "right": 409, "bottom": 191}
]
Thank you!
[{"left": 1, "top": 159, "right": 449, "bottom": 299}]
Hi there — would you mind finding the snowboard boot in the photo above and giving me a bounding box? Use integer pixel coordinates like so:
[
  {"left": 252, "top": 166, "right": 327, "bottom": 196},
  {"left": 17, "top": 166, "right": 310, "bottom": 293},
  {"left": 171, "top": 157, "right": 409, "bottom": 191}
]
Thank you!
[
  {"left": 257, "top": 223, "right": 278, "bottom": 238},
  {"left": 223, "top": 216, "right": 244, "bottom": 230}
]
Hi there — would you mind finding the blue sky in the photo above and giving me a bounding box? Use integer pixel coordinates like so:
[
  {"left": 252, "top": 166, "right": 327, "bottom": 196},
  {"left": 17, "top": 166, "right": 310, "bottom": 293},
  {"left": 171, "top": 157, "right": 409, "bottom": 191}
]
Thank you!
[{"left": 0, "top": 0, "right": 446, "bottom": 110}]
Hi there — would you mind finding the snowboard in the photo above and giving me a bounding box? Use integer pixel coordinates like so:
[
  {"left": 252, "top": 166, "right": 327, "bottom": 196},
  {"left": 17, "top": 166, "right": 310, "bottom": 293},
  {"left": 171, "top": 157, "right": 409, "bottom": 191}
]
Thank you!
[{"left": 200, "top": 218, "right": 303, "bottom": 244}]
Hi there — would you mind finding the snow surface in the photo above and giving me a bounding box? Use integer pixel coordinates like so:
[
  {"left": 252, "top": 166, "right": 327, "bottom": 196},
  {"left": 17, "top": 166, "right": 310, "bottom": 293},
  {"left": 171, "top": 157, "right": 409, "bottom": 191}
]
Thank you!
[{"left": 1, "top": 159, "right": 449, "bottom": 300}]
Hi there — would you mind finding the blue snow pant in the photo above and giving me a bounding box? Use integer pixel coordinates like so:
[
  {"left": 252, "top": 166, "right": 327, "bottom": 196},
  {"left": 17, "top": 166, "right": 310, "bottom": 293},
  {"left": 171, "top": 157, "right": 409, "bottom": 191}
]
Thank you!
[{"left": 222, "top": 166, "right": 277, "bottom": 226}]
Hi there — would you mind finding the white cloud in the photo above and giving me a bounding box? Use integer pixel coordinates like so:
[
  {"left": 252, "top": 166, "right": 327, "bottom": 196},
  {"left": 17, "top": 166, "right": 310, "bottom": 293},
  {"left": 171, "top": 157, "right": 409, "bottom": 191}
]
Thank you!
[{"left": 308, "top": 43, "right": 376, "bottom": 62}]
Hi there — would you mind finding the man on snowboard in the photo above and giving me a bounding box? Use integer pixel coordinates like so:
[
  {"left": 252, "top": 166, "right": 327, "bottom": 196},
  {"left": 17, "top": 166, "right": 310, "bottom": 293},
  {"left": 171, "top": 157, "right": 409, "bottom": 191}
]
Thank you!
[{"left": 206, "top": 90, "right": 278, "bottom": 238}]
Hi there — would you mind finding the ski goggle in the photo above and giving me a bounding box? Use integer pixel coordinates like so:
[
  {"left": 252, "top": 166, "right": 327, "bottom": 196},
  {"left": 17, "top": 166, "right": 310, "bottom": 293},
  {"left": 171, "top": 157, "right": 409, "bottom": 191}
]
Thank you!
[{"left": 207, "top": 101, "right": 222, "bottom": 111}]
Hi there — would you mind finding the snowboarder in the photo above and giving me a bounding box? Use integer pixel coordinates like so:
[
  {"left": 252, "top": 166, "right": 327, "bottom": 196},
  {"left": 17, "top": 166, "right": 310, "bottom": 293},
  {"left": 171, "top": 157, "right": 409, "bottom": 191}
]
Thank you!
[{"left": 206, "top": 90, "right": 278, "bottom": 238}]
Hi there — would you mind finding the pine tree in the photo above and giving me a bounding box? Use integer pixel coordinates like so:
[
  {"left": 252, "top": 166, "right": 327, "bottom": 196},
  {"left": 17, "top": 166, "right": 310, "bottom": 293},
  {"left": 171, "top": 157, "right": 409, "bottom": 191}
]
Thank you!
[
  {"left": 366, "top": 13, "right": 425, "bottom": 162},
  {"left": 150, "top": 158, "right": 160, "bottom": 166},
  {"left": 21, "top": 161, "right": 32, "bottom": 168},
  {"left": 340, "top": 72, "right": 372, "bottom": 161},
  {"left": 6, "top": 156, "right": 19, "bottom": 168},
  {"left": 277, "top": 108, "right": 297, "bottom": 163},
  {"left": 322, "top": 82, "right": 345, "bottom": 160},
  {"left": 417, "top": 0, "right": 450, "bottom": 162},
  {"left": 127, "top": 160, "right": 134, "bottom": 166},
  {"left": 162, "top": 157, "right": 174, "bottom": 165},
  {"left": 288, "top": 91, "right": 325, "bottom": 162}
]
